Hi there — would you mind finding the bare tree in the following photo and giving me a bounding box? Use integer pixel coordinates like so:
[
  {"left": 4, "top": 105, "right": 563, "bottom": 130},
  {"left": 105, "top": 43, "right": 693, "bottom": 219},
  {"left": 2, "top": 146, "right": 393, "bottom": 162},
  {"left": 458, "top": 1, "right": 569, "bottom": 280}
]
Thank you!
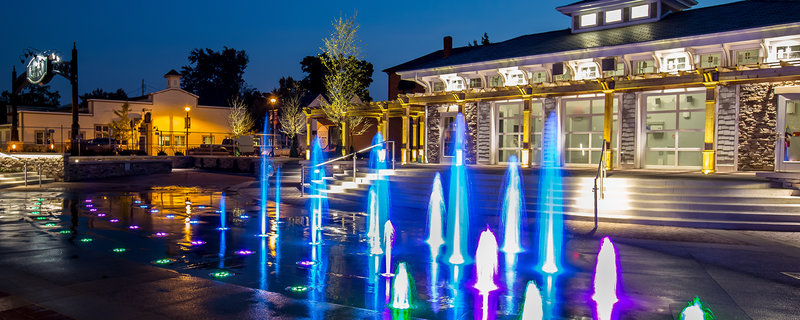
[
  {"left": 228, "top": 96, "right": 254, "bottom": 143},
  {"left": 279, "top": 84, "right": 307, "bottom": 157},
  {"left": 321, "top": 13, "right": 373, "bottom": 154}
]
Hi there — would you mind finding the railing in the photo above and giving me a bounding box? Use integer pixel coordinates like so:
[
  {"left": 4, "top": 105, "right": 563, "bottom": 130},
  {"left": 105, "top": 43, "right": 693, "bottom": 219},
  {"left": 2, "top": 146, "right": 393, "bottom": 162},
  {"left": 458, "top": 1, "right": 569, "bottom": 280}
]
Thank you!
[
  {"left": 300, "top": 141, "right": 395, "bottom": 197},
  {"left": 0, "top": 153, "right": 43, "bottom": 187},
  {"left": 592, "top": 142, "right": 607, "bottom": 233}
]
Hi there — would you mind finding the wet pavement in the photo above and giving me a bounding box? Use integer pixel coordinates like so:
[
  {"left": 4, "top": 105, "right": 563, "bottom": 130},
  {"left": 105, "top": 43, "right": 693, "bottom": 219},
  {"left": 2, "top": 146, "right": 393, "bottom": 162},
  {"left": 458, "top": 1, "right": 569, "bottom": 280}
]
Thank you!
[{"left": 0, "top": 170, "right": 799, "bottom": 319}]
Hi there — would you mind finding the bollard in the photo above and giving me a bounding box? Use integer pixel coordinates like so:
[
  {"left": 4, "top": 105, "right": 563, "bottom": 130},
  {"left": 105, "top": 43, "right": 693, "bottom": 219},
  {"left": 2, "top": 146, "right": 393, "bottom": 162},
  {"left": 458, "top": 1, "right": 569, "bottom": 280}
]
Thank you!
[
  {"left": 23, "top": 162, "right": 27, "bottom": 187},
  {"left": 38, "top": 164, "right": 42, "bottom": 187}
]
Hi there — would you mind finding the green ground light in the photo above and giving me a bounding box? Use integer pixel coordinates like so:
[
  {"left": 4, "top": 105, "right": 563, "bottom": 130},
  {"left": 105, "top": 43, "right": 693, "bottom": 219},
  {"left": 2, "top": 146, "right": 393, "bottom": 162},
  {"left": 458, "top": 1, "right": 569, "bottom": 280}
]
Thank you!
[
  {"left": 210, "top": 271, "right": 232, "bottom": 278},
  {"left": 44, "top": 223, "right": 57, "bottom": 227},
  {"left": 34, "top": 216, "right": 47, "bottom": 220},
  {"left": 152, "top": 258, "right": 174, "bottom": 265},
  {"left": 79, "top": 238, "right": 93, "bottom": 243},
  {"left": 59, "top": 230, "right": 72, "bottom": 234},
  {"left": 112, "top": 248, "right": 127, "bottom": 253},
  {"left": 287, "top": 285, "right": 310, "bottom": 293}
]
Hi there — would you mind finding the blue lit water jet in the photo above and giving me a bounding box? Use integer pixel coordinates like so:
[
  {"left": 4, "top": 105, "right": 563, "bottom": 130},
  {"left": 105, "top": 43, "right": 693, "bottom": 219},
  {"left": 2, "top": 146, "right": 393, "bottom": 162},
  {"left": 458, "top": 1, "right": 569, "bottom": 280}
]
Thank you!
[
  {"left": 308, "top": 137, "right": 327, "bottom": 245},
  {"left": 275, "top": 166, "right": 281, "bottom": 223},
  {"left": 426, "top": 172, "right": 445, "bottom": 258},
  {"left": 474, "top": 227, "right": 499, "bottom": 293},
  {"left": 504, "top": 253, "right": 519, "bottom": 315},
  {"left": 446, "top": 113, "right": 471, "bottom": 265},
  {"left": 216, "top": 193, "right": 228, "bottom": 231},
  {"left": 520, "top": 281, "right": 544, "bottom": 320},
  {"left": 367, "top": 185, "right": 383, "bottom": 255},
  {"left": 501, "top": 155, "right": 524, "bottom": 254},
  {"left": 218, "top": 228, "right": 226, "bottom": 269},
  {"left": 258, "top": 121, "right": 272, "bottom": 237},
  {"left": 259, "top": 236, "right": 267, "bottom": 290},
  {"left": 390, "top": 262, "right": 413, "bottom": 310},
  {"left": 368, "top": 132, "right": 390, "bottom": 231},
  {"left": 537, "top": 112, "right": 564, "bottom": 274},
  {"left": 382, "top": 220, "right": 395, "bottom": 276},
  {"left": 593, "top": 237, "right": 620, "bottom": 320}
]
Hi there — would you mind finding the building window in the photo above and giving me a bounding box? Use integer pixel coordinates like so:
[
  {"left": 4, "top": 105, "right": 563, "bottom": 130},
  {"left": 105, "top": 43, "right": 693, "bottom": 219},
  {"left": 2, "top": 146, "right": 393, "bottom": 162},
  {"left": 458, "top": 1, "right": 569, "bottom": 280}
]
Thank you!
[
  {"left": 174, "top": 135, "right": 186, "bottom": 147},
  {"left": 529, "top": 71, "right": 547, "bottom": 83},
  {"left": 432, "top": 81, "right": 445, "bottom": 92},
  {"left": 736, "top": 49, "right": 760, "bottom": 65},
  {"left": 202, "top": 135, "right": 214, "bottom": 145},
  {"left": 441, "top": 74, "right": 465, "bottom": 91},
  {"left": 576, "top": 62, "right": 600, "bottom": 80},
  {"left": 530, "top": 101, "right": 545, "bottom": 164},
  {"left": 553, "top": 67, "right": 572, "bottom": 81},
  {"left": 699, "top": 53, "right": 721, "bottom": 68},
  {"left": 469, "top": 78, "right": 483, "bottom": 89},
  {"left": 497, "top": 102, "right": 524, "bottom": 162},
  {"left": 774, "top": 44, "right": 800, "bottom": 60},
  {"left": 68, "top": 131, "right": 86, "bottom": 140},
  {"left": 563, "top": 97, "right": 618, "bottom": 165},
  {"left": 644, "top": 91, "right": 706, "bottom": 168},
  {"left": 631, "top": 4, "right": 649, "bottom": 19},
  {"left": 489, "top": 75, "right": 504, "bottom": 88},
  {"left": 94, "top": 124, "right": 110, "bottom": 138},
  {"left": 580, "top": 13, "right": 597, "bottom": 27},
  {"left": 605, "top": 9, "right": 622, "bottom": 23},
  {"left": 500, "top": 68, "right": 527, "bottom": 86},
  {"left": 160, "top": 135, "right": 171, "bottom": 147},
  {"left": 602, "top": 63, "right": 625, "bottom": 77},
  {"left": 635, "top": 60, "right": 656, "bottom": 74},
  {"left": 34, "top": 131, "right": 50, "bottom": 145},
  {"left": 660, "top": 52, "right": 691, "bottom": 73}
]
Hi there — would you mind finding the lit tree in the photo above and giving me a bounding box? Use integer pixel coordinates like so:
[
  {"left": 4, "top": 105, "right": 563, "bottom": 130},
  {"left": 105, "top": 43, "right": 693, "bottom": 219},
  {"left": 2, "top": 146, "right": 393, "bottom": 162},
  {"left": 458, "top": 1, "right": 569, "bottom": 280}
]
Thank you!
[
  {"left": 228, "top": 96, "right": 254, "bottom": 156},
  {"left": 279, "top": 83, "right": 307, "bottom": 157},
  {"left": 321, "top": 13, "right": 373, "bottom": 154},
  {"left": 109, "top": 103, "right": 141, "bottom": 150}
]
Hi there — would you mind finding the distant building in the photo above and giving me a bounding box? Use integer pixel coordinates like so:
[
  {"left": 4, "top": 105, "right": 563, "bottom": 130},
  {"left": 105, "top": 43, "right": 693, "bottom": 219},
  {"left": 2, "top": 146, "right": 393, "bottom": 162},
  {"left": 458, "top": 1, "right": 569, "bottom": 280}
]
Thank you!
[
  {"left": 1, "top": 70, "right": 231, "bottom": 155},
  {"left": 382, "top": 0, "right": 800, "bottom": 173}
]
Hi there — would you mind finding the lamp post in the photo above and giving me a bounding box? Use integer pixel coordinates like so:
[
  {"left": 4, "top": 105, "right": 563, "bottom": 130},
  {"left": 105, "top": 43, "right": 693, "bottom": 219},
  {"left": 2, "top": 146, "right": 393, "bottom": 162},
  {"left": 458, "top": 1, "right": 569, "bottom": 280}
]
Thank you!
[
  {"left": 184, "top": 106, "right": 191, "bottom": 155},
  {"left": 269, "top": 97, "right": 277, "bottom": 151}
]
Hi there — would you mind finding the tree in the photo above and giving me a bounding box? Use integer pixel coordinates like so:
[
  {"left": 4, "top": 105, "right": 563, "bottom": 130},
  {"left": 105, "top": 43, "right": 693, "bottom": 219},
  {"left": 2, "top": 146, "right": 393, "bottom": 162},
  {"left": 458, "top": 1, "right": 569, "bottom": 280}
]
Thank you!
[
  {"left": 278, "top": 83, "right": 307, "bottom": 157},
  {"left": 80, "top": 88, "right": 128, "bottom": 109},
  {"left": 109, "top": 103, "right": 141, "bottom": 150},
  {"left": 1, "top": 85, "right": 61, "bottom": 108},
  {"left": 228, "top": 96, "right": 255, "bottom": 156},
  {"left": 300, "top": 54, "right": 373, "bottom": 102},
  {"left": 320, "top": 13, "right": 373, "bottom": 154},
  {"left": 180, "top": 47, "right": 250, "bottom": 106},
  {"left": 468, "top": 33, "right": 491, "bottom": 47}
]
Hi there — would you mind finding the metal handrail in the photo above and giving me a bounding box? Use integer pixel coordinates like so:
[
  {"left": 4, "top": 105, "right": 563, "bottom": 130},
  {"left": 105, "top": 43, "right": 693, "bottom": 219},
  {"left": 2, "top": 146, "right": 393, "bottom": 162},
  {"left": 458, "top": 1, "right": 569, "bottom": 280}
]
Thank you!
[
  {"left": 592, "top": 142, "right": 608, "bottom": 233},
  {"left": 300, "top": 141, "right": 395, "bottom": 197}
]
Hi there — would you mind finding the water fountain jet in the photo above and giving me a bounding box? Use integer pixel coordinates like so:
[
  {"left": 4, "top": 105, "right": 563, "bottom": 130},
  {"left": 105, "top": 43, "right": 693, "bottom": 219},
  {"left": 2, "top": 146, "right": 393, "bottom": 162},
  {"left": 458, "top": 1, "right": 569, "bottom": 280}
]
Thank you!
[
  {"left": 520, "top": 281, "right": 544, "bottom": 320},
  {"left": 389, "top": 262, "right": 413, "bottom": 310},
  {"left": 382, "top": 220, "right": 395, "bottom": 277},
  {"left": 446, "top": 113, "right": 471, "bottom": 265},
  {"left": 474, "top": 227, "right": 499, "bottom": 293},
  {"left": 426, "top": 172, "right": 445, "bottom": 258},
  {"left": 592, "top": 237, "right": 619, "bottom": 320},
  {"left": 500, "top": 155, "right": 524, "bottom": 254}
]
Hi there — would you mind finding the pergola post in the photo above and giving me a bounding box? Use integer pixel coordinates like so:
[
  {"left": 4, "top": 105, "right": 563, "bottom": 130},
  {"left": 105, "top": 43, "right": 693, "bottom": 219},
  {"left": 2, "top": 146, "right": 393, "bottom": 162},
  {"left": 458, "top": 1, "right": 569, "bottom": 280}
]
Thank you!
[
  {"left": 401, "top": 105, "right": 409, "bottom": 164},
  {"left": 521, "top": 99, "right": 531, "bottom": 167},
  {"left": 702, "top": 72, "right": 719, "bottom": 174},
  {"left": 602, "top": 86, "right": 614, "bottom": 171},
  {"left": 419, "top": 112, "right": 426, "bottom": 163},
  {"left": 305, "top": 117, "right": 312, "bottom": 160}
]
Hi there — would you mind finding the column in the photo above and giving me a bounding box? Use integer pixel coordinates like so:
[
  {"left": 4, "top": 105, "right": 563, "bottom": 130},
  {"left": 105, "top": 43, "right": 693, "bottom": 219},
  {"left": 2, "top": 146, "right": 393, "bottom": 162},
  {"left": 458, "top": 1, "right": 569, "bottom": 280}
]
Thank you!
[
  {"left": 603, "top": 89, "right": 614, "bottom": 170},
  {"left": 419, "top": 113, "right": 426, "bottom": 163},
  {"left": 411, "top": 116, "right": 419, "bottom": 162},
  {"left": 521, "top": 99, "right": 532, "bottom": 168},
  {"left": 305, "top": 117, "right": 312, "bottom": 160},
  {"left": 703, "top": 82, "right": 717, "bottom": 174},
  {"left": 401, "top": 105, "right": 410, "bottom": 164}
]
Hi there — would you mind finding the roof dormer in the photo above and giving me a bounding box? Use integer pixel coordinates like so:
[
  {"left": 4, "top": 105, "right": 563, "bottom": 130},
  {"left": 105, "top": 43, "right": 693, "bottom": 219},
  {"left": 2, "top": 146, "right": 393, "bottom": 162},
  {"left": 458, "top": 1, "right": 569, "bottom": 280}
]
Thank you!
[{"left": 556, "top": 0, "right": 697, "bottom": 33}]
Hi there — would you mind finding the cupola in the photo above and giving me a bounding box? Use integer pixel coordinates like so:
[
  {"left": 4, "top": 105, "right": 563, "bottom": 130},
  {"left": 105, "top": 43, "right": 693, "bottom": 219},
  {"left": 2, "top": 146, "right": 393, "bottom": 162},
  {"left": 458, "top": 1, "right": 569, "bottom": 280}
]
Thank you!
[{"left": 556, "top": 0, "right": 697, "bottom": 33}]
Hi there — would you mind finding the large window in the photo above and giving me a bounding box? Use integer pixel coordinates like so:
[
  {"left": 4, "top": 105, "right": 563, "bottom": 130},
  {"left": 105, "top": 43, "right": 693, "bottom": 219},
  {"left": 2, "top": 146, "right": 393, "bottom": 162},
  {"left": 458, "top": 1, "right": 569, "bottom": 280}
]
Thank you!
[
  {"left": 34, "top": 131, "right": 51, "bottom": 145},
  {"left": 563, "top": 98, "right": 618, "bottom": 165},
  {"left": 497, "top": 102, "right": 523, "bottom": 162},
  {"left": 94, "top": 124, "right": 110, "bottom": 139},
  {"left": 644, "top": 91, "right": 706, "bottom": 168}
]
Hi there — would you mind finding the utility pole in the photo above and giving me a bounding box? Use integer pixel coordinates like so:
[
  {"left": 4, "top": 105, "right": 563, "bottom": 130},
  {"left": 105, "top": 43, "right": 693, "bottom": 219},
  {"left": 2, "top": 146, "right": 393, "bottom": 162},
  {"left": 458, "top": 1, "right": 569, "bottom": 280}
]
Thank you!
[{"left": 70, "top": 43, "right": 79, "bottom": 156}]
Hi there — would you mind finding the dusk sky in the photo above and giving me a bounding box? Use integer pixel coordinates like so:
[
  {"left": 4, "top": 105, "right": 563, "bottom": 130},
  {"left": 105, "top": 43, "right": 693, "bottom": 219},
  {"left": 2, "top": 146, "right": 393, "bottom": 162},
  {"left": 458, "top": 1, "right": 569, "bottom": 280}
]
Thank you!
[{"left": 2, "top": 0, "right": 731, "bottom": 105}]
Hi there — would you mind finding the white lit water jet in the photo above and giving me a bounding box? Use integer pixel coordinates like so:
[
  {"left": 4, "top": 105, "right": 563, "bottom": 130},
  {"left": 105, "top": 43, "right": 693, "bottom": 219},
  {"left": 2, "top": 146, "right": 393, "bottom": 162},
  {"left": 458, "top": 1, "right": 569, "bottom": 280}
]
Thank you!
[
  {"left": 426, "top": 172, "right": 445, "bottom": 258},
  {"left": 537, "top": 112, "right": 564, "bottom": 275},
  {"left": 217, "top": 192, "right": 228, "bottom": 231},
  {"left": 258, "top": 119, "right": 272, "bottom": 237},
  {"left": 382, "top": 220, "right": 395, "bottom": 276},
  {"left": 390, "top": 262, "right": 413, "bottom": 310},
  {"left": 520, "top": 281, "right": 544, "bottom": 320},
  {"left": 308, "top": 137, "right": 326, "bottom": 245},
  {"left": 680, "top": 296, "right": 714, "bottom": 320},
  {"left": 474, "top": 227, "right": 499, "bottom": 293},
  {"left": 592, "top": 237, "right": 620, "bottom": 320},
  {"left": 367, "top": 185, "right": 383, "bottom": 255},
  {"left": 501, "top": 154, "right": 524, "bottom": 254},
  {"left": 446, "top": 113, "right": 470, "bottom": 265}
]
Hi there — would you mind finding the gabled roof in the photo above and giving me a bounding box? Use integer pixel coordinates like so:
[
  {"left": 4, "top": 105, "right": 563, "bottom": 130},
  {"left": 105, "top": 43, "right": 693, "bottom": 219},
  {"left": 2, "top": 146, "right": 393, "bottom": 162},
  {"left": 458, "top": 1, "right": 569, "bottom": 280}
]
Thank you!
[
  {"left": 385, "top": 0, "right": 800, "bottom": 73},
  {"left": 164, "top": 69, "right": 180, "bottom": 77}
]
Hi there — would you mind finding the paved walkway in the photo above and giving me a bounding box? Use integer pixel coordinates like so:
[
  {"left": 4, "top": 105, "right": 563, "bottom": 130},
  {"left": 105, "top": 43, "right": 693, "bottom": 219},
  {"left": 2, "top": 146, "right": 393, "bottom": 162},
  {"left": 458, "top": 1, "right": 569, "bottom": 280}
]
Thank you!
[{"left": 1, "top": 170, "right": 799, "bottom": 319}]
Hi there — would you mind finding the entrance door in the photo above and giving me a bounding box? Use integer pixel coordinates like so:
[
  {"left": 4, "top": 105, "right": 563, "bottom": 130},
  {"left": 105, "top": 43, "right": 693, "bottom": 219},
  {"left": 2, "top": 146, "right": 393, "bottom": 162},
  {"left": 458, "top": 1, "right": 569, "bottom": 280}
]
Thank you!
[
  {"left": 777, "top": 95, "right": 800, "bottom": 171},
  {"left": 642, "top": 90, "right": 705, "bottom": 169},
  {"left": 440, "top": 112, "right": 457, "bottom": 163}
]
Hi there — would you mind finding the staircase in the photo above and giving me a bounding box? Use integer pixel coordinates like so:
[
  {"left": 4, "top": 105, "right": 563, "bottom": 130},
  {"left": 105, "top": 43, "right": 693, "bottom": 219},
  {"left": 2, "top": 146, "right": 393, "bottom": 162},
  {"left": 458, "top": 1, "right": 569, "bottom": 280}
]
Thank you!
[
  {"left": 312, "top": 165, "right": 800, "bottom": 231},
  {"left": 0, "top": 171, "right": 54, "bottom": 188}
]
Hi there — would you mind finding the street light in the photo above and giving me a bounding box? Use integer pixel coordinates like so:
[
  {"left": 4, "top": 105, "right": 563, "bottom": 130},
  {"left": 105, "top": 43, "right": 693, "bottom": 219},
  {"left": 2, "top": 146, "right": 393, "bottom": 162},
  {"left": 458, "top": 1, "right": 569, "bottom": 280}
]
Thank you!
[
  {"left": 184, "top": 106, "right": 191, "bottom": 155},
  {"left": 269, "top": 97, "right": 277, "bottom": 151}
]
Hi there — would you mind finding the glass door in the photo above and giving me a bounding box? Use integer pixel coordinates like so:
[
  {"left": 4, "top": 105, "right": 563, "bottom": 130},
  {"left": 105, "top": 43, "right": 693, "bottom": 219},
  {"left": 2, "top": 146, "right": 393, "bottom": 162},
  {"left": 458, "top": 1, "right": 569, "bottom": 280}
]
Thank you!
[
  {"left": 496, "top": 102, "right": 523, "bottom": 163},
  {"left": 643, "top": 91, "right": 705, "bottom": 169},
  {"left": 777, "top": 95, "right": 800, "bottom": 171},
  {"left": 440, "top": 112, "right": 457, "bottom": 163}
]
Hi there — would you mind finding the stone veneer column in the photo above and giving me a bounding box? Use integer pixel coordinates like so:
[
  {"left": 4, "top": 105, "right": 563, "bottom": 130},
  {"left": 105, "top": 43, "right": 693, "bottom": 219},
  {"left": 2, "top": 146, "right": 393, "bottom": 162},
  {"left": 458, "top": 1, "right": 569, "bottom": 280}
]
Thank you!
[
  {"left": 426, "top": 105, "right": 441, "bottom": 163},
  {"left": 738, "top": 82, "right": 783, "bottom": 170},
  {"left": 464, "top": 102, "right": 479, "bottom": 164},
  {"left": 543, "top": 98, "right": 557, "bottom": 120},
  {"left": 477, "top": 102, "right": 492, "bottom": 164},
  {"left": 620, "top": 92, "right": 636, "bottom": 166},
  {"left": 716, "top": 85, "right": 738, "bottom": 169}
]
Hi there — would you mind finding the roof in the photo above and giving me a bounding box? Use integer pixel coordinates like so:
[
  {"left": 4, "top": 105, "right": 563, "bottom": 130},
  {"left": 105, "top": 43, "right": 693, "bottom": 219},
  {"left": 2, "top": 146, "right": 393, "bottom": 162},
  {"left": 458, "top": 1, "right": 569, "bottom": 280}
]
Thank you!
[
  {"left": 385, "top": 0, "right": 800, "bottom": 73},
  {"left": 163, "top": 69, "right": 180, "bottom": 77}
]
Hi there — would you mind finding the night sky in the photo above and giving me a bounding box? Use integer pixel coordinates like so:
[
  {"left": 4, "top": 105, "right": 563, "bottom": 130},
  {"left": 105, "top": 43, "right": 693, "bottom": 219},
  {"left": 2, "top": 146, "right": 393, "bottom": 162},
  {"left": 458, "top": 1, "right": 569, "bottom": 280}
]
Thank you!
[{"left": 1, "top": 0, "right": 732, "bottom": 105}]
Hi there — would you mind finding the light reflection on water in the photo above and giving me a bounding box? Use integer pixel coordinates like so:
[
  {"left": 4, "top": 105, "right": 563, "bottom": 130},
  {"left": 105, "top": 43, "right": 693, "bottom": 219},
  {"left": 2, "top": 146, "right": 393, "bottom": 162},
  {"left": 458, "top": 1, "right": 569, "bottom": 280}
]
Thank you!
[{"left": 1, "top": 186, "right": 589, "bottom": 319}]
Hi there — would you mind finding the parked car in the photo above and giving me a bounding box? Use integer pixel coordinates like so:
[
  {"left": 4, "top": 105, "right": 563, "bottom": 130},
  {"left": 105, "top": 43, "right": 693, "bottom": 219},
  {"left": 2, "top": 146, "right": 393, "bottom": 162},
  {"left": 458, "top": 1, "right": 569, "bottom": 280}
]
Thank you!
[
  {"left": 82, "top": 138, "right": 122, "bottom": 154},
  {"left": 188, "top": 144, "right": 231, "bottom": 155}
]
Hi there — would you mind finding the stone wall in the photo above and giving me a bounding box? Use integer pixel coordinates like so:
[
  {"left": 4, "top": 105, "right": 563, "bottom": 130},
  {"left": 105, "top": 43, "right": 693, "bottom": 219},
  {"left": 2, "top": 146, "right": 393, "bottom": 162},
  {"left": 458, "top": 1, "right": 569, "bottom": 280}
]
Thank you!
[
  {"left": 620, "top": 93, "right": 636, "bottom": 166},
  {"left": 426, "top": 105, "right": 441, "bottom": 163},
  {"left": 477, "top": 102, "right": 492, "bottom": 164},
  {"left": 544, "top": 98, "right": 557, "bottom": 120},
  {"left": 0, "top": 155, "right": 65, "bottom": 181},
  {"left": 464, "top": 102, "right": 479, "bottom": 164},
  {"left": 65, "top": 159, "right": 171, "bottom": 181},
  {"left": 737, "top": 81, "right": 800, "bottom": 170},
  {"left": 717, "top": 85, "right": 739, "bottom": 167}
]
